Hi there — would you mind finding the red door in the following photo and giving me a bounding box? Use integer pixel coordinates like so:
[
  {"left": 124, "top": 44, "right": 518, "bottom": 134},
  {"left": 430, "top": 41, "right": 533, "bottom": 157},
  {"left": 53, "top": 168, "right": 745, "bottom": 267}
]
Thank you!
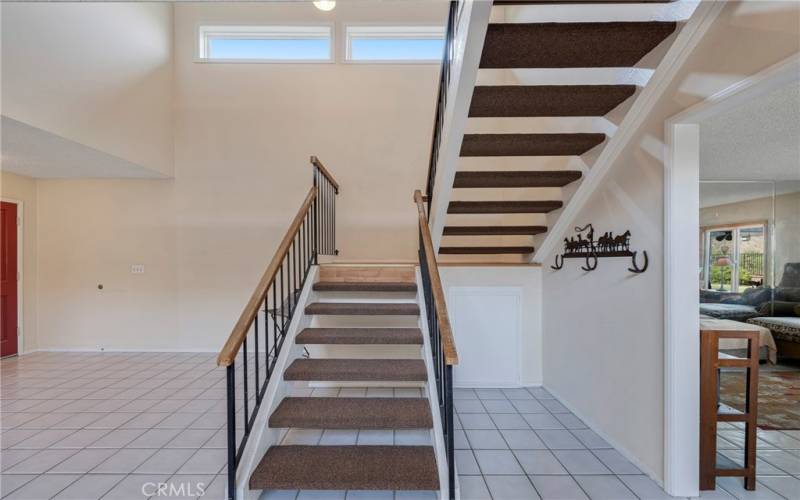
[{"left": 1, "top": 201, "right": 18, "bottom": 357}]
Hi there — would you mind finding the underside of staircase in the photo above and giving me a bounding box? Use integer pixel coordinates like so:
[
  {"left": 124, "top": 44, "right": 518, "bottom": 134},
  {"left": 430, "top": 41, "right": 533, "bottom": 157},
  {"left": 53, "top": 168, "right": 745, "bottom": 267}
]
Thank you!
[
  {"left": 439, "top": 0, "right": 681, "bottom": 261},
  {"left": 248, "top": 265, "right": 443, "bottom": 496}
]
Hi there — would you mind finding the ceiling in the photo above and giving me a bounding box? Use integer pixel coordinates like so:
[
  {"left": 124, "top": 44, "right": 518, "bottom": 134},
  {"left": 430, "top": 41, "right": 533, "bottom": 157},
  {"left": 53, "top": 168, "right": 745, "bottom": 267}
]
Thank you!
[
  {"left": 1, "top": 116, "right": 166, "bottom": 179},
  {"left": 699, "top": 81, "right": 800, "bottom": 182}
]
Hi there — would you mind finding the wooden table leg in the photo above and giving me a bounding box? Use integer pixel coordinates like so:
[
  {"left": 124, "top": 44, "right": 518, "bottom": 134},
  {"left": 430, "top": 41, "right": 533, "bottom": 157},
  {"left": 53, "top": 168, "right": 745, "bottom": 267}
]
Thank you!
[
  {"left": 743, "top": 334, "right": 759, "bottom": 490},
  {"left": 699, "top": 332, "right": 718, "bottom": 491}
]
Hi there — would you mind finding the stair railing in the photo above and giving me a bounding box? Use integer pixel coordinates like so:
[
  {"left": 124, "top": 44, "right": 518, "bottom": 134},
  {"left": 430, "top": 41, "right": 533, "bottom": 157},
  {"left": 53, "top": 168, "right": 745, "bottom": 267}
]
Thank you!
[
  {"left": 414, "top": 189, "right": 459, "bottom": 499},
  {"left": 217, "top": 157, "right": 338, "bottom": 500},
  {"left": 425, "top": 0, "right": 460, "bottom": 216}
]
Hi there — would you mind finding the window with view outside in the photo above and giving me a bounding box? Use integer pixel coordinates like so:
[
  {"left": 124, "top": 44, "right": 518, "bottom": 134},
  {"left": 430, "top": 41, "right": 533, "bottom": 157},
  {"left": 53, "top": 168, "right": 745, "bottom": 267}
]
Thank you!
[
  {"left": 703, "top": 224, "right": 766, "bottom": 292},
  {"left": 345, "top": 26, "right": 444, "bottom": 62},
  {"left": 198, "top": 26, "right": 332, "bottom": 62}
]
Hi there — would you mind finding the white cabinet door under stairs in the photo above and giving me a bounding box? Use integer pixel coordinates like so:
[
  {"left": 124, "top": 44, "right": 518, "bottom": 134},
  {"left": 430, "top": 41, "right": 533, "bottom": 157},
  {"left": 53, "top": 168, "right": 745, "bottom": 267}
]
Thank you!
[{"left": 447, "top": 286, "right": 521, "bottom": 388}]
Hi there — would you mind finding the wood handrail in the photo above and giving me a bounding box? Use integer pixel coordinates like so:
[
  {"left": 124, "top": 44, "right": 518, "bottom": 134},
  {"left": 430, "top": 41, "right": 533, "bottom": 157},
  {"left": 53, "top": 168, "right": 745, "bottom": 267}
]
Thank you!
[
  {"left": 414, "top": 190, "right": 458, "bottom": 365},
  {"left": 217, "top": 186, "right": 318, "bottom": 367},
  {"left": 311, "top": 156, "right": 339, "bottom": 192}
]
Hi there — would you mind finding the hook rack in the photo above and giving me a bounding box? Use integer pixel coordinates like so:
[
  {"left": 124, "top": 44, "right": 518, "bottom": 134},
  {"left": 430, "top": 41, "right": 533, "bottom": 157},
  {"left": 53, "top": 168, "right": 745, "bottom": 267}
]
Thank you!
[{"left": 550, "top": 224, "right": 649, "bottom": 274}]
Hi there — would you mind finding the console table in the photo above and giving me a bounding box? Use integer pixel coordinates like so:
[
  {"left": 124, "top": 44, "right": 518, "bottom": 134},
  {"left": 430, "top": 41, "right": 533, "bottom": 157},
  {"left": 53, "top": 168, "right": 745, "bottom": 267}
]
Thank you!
[{"left": 699, "top": 325, "right": 759, "bottom": 491}]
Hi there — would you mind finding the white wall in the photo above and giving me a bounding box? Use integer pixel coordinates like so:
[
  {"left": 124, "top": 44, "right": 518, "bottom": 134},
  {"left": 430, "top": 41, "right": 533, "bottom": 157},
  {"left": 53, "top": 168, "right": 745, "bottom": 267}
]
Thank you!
[
  {"left": 1, "top": 2, "right": 174, "bottom": 176},
  {"left": 20, "top": 1, "right": 446, "bottom": 351},
  {"left": 441, "top": 265, "right": 543, "bottom": 387},
  {"left": 541, "top": 1, "right": 800, "bottom": 482}
]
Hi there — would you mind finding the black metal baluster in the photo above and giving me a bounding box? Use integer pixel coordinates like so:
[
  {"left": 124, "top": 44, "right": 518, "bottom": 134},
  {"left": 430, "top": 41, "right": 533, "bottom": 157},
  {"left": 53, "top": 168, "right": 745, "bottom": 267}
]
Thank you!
[
  {"left": 291, "top": 240, "right": 296, "bottom": 315},
  {"left": 226, "top": 364, "right": 236, "bottom": 500},
  {"left": 272, "top": 283, "right": 278, "bottom": 367},
  {"left": 295, "top": 231, "right": 300, "bottom": 291},
  {"left": 313, "top": 196, "right": 318, "bottom": 263},
  {"left": 264, "top": 295, "right": 270, "bottom": 383},
  {"left": 299, "top": 221, "right": 304, "bottom": 280},
  {"left": 326, "top": 182, "right": 331, "bottom": 254},
  {"left": 254, "top": 312, "right": 260, "bottom": 403},
  {"left": 280, "top": 265, "right": 285, "bottom": 336},
  {"left": 445, "top": 365, "right": 455, "bottom": 499},
  {"left": 242, "top": 339, "right": 249, "bottom": 435}
]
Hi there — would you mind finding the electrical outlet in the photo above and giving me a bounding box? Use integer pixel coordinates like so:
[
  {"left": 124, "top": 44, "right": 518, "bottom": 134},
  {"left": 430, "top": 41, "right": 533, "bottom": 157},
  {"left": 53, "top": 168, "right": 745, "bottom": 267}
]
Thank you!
[{"left": 131, "top": 264, "right": 145, "bottom": 274}]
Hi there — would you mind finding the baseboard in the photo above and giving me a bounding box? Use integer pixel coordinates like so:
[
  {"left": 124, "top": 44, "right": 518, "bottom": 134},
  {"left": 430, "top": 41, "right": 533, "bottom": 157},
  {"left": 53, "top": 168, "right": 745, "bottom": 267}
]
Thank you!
[
  {"left": 543, "top": 384, "right": 664, "bottom": 487},
  {"left": 454, "top": 381, "right": 543, "bottom": 389}
]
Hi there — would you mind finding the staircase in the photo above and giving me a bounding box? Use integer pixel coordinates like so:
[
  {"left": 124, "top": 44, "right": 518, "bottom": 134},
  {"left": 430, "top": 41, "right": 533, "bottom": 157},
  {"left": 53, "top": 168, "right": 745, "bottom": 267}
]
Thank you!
[
  {"left": 217, "top": 159, "right": 457, "bottom": 499},
  {"left": 249, "top": 265, "right": 442, "bottom": 495},
  {"left": 431, "top": 0, "right": 690, "bottom": 260}
]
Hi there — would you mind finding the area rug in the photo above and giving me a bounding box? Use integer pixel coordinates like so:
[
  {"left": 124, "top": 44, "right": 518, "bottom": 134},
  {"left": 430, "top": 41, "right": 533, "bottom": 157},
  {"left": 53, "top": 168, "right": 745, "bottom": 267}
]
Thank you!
[{"left": 720, "top": 368, "right": 800, "bottom": 430}]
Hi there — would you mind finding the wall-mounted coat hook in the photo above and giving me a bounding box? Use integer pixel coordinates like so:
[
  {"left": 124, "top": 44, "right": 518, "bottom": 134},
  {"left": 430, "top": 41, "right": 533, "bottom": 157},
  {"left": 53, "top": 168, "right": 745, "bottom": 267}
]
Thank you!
[
  {"left": 550, "top": 224, "right": 648, "bottom": 275},
  {"left": 628, "top": 250, "right": 648, "bottom": 274},
  {"left": 581, "top": 252, "right": 598, "bottom": 272}
]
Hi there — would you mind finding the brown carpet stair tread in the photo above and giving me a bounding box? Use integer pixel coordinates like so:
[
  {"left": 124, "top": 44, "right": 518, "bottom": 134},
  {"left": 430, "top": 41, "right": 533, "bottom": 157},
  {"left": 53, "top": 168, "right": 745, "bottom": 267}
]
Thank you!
[
  {"left": 297, "top": 327, "right": 423, "bottom": 345},
  {"left": 284, "top": 358, "right": 428, "bottom": 382},
  {"left": 439, "top": 246, "right": 535, "bottom": 255},
  {"left": 250, "top": 445, "right": 439, "bottom": 491},
  {"left": 469, "top": 85, "right": 636, "bottom": 117},
  {"left": 480, "top": 22, "right": 678, "bottom": 68},
  {"left": 454, "top": 170, "right": 582, "bottom": 188},
  {"left": 443, "top": 225, "right": 547, "bottom": 236},
  {"left": 305, "top": 302, "right": 420, "bottom": 316},
  {"left": 313, "top": 281, "right": 417, "bottom": 292},
  {"left": 461, "top": 133, "right": 605, "bottom": 157},
  {"left": 269, "top": 397, "right": 433, "bottom": 429},
  {"left": 448, "top": 200, "right": 563, "bottom": 214}
]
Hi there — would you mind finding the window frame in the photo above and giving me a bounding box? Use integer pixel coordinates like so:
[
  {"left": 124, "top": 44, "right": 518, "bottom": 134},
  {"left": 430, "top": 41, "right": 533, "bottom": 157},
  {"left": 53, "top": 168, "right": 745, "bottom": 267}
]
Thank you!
[
  {"left": 196, "top": 24, "right": 335, "bottom": 63},
  {"left": 343, "top": 24, "right": 445, "bottom": 64},
  {"left": 700, "top": 220, "right": 769, "bottom": 292}
]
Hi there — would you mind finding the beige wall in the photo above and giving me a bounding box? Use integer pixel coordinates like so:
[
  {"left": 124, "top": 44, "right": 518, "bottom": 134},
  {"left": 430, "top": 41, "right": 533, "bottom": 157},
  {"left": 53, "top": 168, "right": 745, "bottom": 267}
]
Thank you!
[
  {"left": 0, "top": 171, "right": 37, "bottom": 352},
  {"left": 1, "top": 2, "right": 174, "bottom": 176},
  {"left": 26, "top": 1, "right": 445, "bottom": 351},
  {"left": 541, "top": 1, "right": 800, "bottom": 481},
  {"left": 701, "top": 191, "right": 800, "bottom": 285}
]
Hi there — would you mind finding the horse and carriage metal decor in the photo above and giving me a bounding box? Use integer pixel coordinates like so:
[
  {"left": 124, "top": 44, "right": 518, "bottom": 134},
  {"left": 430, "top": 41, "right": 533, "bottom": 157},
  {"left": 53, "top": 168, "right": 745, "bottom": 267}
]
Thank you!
[{"left": 551, "top": 223, "right": 648, "bottom": 273}]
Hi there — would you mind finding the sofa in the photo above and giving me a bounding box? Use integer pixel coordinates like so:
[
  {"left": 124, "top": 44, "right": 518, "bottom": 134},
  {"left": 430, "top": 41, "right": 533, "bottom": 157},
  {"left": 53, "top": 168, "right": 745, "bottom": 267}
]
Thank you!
[
  {"left": 699, "top": 286, "right": 770, "bottom": 321},
  {"left": 748, "top": 314, "right": 800, "bottom": 360},
  {"left": 746, "top": 263, "right": 800, "bottom": 360},
  {"left": 700, "top": 262, "right": 800, "bottom": 322}
]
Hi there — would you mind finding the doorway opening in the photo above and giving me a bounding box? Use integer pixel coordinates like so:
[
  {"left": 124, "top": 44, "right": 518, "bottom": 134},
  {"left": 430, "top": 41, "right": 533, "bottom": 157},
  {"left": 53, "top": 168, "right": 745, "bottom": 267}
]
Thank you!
[{"left": 665, "top": 55, "right": 800, "bottom": 496}]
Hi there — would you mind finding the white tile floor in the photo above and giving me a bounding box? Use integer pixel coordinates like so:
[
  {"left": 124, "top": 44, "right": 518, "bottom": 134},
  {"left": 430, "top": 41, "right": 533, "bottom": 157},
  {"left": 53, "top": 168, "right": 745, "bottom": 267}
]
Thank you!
[
  {"left": 453, "top": 387, "right": 800, "bottom": 500},
  {"left": 1, "top": 352, "right": 228, "bottom": 500},
  {"left": 2, "top": 353, "right": 799, "bottom": 500}
]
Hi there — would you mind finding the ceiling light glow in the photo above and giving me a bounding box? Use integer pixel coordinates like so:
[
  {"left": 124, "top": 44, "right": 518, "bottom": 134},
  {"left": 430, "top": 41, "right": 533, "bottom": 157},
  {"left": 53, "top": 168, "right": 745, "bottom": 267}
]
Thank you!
[{"left": 313, "top": 1, "right": 336, "bottom": 11}]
